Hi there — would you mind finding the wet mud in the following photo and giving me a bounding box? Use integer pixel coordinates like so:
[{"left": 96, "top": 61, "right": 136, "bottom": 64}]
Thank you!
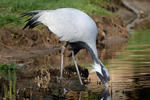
[{"left": 0, "top": 16, "right": 128, "bottom": 99}]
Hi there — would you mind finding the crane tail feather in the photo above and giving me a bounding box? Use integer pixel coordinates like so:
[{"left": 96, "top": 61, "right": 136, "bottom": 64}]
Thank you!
[
  {"left": 21, "top": 10, "right": 42, "bottom": 29},
  {"left": 20, "top": 10, "right": 42, "bottom": 17}
]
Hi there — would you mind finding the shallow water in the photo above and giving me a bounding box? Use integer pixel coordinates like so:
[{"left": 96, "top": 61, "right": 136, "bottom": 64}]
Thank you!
[
  {"left": 107, "top": 30, "right": 150, "bottom": 100},
  {"left": 0, "top": 29, "right": 150, "bottom": 100}
]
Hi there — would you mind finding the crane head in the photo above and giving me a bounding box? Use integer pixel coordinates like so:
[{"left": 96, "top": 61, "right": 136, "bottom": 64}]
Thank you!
[{"left": 91, "top": 62, "right": 110, "bottom": 87}]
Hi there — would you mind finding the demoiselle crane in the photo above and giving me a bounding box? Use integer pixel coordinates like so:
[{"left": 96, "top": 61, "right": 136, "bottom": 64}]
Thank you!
[{"left": 21, "top": 8, "right": 110, "bottom": 86}]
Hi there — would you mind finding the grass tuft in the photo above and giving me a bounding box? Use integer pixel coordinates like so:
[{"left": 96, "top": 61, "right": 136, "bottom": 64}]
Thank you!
[
  {"left": 0, "top": 64, "right": 16, "bottom": 70},
  {"left": 0, "top": 0, "right": 112, "bottom": 27}
]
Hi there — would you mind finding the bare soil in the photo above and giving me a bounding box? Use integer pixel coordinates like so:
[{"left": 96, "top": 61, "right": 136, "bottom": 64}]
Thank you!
[
  {"left": 0, "top": 16, "right": 128, "bottom": 64},
  {"left": 0, "top": 8, "right": 131, "bottom": 99},
  {"left": 0, "top": 16, "right": 128, "bottom": 98}
]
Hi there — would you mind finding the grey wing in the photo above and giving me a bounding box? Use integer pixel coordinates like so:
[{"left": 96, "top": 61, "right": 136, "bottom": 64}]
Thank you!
[{"left": 21, "top": 8, "right": 98, "bottom": 43}]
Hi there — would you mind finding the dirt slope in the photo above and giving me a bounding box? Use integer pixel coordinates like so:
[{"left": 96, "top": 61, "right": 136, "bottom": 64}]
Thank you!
[{"left": 0, "top": 16, "right": 128, "bottom": 64}]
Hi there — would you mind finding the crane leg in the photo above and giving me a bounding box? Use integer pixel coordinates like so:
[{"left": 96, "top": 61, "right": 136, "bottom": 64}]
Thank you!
[
  {"left": 72, "top": 51, "right": 83, "bottom": 85},
  {"left": 60, "top": 46, "right": 65, "bottom": 79},
  {"left": 60, "top": 42, "right": 69, "bottom": 79}
]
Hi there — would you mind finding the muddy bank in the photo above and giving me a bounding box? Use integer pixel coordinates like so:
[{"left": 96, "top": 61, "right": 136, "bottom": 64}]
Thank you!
[
  {"left": 0, "top": 14, "right": 128, "bottom": 99},
  {"left": 114, "top": 0, "right": 150, "bottom": 31},
  {"left": 0, "top": 15, "right": 129, "bottom": 80},
  {"left": 0, "top": 16, "right": 128, "bottom": 64}
]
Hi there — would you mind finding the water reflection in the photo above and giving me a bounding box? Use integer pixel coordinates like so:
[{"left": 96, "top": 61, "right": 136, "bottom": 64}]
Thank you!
[
  {"left": 97, "top": 87, "right": 110, "bottom": 100},
  {"left": 108, "top": 29, "right": 150, "bottom": 100},
  {"left": 0, "top": 64, "right": 16, "bottom": 100}
]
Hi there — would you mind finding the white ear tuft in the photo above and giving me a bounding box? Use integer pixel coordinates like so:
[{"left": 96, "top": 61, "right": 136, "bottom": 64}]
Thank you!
[{"left": 91, "top": 62, "right": 103, "bottom": 77}]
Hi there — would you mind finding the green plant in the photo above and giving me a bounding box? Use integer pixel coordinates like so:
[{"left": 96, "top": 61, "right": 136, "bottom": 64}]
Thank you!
[
  {"left": 0, "top": 0, "right": 112, "bottom": 27},
  {"left": 0, "top": 64, "right": 16, "bottom": 70},
  {"left": 0, "top": 64, "right": 17, "bottom": 99}
]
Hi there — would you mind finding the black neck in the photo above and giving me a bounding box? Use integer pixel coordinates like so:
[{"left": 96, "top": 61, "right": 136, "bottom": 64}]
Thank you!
[
  {"left": 69, "top": 41, "right": 99, "bottom": 64},
  {"left": 84, "top": 43, "right": 99, "bottom": 64}
]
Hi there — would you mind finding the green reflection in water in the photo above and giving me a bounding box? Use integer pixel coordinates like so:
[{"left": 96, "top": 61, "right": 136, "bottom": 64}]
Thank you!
[
  {"left": 107, "top": 29, "right": 150, "bottom": 100},
  {"left": 128, "top": 29, "right": 150, "bottom": 44},
  {"left": 0, "top": 64, "right": 16, "bottom": 100}
]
